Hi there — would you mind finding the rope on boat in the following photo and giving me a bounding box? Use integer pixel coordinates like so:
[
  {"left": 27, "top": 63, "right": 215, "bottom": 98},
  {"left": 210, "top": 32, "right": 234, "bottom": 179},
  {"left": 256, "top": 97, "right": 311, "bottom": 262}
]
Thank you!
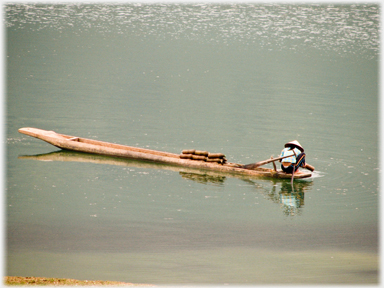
[{"left": 180, "top": 149, "right": 227, "bottom": 164}]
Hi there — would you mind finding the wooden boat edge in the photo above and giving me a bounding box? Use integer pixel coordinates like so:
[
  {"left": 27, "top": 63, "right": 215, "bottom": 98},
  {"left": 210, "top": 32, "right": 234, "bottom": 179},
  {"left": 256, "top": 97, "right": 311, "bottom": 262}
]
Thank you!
[{"left": 18, "top": 127, "right": 312, "bottom": 179}]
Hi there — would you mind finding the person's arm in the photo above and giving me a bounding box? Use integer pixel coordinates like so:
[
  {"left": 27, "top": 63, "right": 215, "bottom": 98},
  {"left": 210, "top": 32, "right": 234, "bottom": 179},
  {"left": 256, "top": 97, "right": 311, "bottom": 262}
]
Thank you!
[{"left": 279, "top": 148, "right": 285, "bottom": 162}]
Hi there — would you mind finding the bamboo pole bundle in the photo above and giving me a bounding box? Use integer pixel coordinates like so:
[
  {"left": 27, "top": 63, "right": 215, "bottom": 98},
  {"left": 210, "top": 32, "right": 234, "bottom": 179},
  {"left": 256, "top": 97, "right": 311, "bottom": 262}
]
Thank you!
[{"left": 180, "top": 149, "right": 227, "bottom": 164}]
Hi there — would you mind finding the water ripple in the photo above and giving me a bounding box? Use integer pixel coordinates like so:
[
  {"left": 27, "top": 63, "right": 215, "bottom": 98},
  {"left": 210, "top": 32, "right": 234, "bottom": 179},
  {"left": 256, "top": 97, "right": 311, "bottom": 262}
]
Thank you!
[{"left": 5, "top": 3, "right": 379, "bottom": 58}]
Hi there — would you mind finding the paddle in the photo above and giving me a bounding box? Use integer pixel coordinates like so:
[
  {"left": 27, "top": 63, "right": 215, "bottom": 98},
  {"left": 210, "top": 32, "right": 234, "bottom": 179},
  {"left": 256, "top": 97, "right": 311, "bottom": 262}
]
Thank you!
[
  {"left": 242, "top": 154, "right": 294, "bottom": 170},
  {"left": 243, "top": 155, "right": 315, "bottom": 171}
]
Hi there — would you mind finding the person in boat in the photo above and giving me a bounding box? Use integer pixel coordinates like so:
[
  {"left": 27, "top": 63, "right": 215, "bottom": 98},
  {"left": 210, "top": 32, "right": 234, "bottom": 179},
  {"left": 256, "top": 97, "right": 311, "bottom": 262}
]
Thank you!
[{"left": 280, "top": 140, "right": 307, "bottom": 174}]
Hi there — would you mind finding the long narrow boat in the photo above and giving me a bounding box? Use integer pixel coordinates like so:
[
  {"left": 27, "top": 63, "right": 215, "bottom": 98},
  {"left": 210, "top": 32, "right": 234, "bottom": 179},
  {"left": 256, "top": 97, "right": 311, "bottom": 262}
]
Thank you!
[{"left": 18, "top": 127, "right": 312, "bottom": 179}]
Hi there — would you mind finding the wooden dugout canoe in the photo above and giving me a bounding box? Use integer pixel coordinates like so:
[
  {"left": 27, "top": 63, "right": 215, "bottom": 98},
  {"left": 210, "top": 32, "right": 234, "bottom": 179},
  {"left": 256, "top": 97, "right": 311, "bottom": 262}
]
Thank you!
[{"left": 18, "top": 127, "right": 312, "bottom": 179}]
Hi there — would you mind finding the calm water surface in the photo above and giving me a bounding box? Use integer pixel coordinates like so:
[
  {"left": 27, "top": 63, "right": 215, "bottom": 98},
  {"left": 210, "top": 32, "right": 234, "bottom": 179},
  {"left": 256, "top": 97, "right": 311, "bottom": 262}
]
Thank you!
[{"left": 5, "top": 3, "right": 379, "bottom": 284}]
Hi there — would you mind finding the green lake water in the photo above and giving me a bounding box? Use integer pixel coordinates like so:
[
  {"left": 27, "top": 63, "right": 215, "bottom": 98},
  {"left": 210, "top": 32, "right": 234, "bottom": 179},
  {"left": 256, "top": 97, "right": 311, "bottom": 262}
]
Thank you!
[{"left": 5, "top": 3, "right": 379, "bottom": 284}]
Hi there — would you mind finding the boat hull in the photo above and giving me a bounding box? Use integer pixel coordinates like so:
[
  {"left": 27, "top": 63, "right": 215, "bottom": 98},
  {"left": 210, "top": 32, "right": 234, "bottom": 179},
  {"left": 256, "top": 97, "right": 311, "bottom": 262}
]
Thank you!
[{"left": 18, "top": 127, "right": 312, "bottom": 179}]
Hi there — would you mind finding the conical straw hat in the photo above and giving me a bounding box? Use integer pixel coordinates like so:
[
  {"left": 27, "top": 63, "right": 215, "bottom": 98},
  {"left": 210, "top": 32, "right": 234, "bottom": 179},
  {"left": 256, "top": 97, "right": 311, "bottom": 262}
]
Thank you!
[{"left": 285, "top": 140, "right": 304, "bottom": 152}]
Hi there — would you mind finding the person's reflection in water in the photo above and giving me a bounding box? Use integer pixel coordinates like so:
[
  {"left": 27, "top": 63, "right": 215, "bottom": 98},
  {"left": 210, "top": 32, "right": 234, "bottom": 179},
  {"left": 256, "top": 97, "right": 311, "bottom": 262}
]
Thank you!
[{"left": 279, "top": 180, "right": 312, "bottom": 216}]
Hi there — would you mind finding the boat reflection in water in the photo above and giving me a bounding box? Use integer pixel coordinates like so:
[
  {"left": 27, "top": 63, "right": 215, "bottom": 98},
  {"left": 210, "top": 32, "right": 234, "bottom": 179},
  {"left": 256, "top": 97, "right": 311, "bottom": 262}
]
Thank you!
[
  {"left": 179, "top": 171, "right": 227, "bottom": 186},
  {"left": 239, "top": 176, "right": 313, "bottom": 216},
  {"left": 19, "top": 150, "right": 313, "bottom": 216}
]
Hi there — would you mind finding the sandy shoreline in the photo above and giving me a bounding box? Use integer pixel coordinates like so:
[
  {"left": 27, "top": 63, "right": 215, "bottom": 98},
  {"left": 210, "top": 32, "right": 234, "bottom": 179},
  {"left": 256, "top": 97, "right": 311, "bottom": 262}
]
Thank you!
[{"left": 4, "top": 276, "right": 153, "bottom": 286}]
